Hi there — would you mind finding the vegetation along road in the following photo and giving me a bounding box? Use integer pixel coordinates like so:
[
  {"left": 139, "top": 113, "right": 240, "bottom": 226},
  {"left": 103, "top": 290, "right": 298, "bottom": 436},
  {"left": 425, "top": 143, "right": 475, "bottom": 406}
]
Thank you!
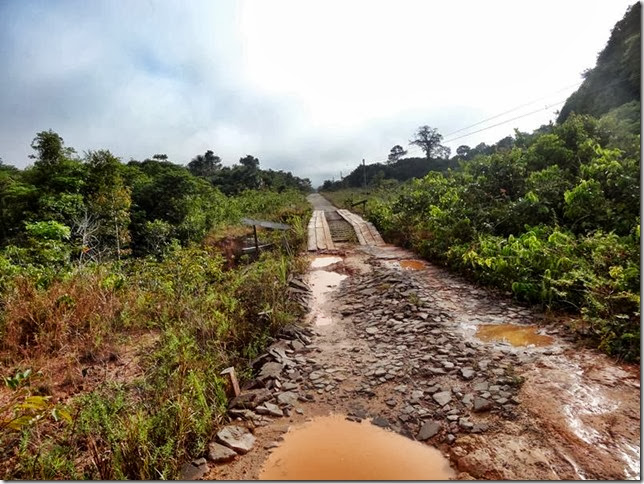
[
  {"left": 0, "top": 2, "right": 639, "bottom": 480},
  {"left": 205, "top": 193, "right": 640, "bottom": 480}
]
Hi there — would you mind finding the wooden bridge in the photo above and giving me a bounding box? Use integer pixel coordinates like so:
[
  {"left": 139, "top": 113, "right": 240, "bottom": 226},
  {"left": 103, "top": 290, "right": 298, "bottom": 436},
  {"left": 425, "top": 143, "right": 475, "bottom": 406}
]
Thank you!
[{"left": 307, "top": 208, "right": 385, "bottom": 251}]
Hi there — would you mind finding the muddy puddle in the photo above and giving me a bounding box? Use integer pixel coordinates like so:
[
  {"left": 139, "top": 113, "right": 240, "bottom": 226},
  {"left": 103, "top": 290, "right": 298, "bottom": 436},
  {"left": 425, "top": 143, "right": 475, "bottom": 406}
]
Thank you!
[
  {"left": 259, "top": 414, "right": 455, "bottom": 480},
  {"left": 476, "top": 323, "right": 554, "bottom": 347},
  {"left": 308, "top": 257, "right": 347, "bottom": 326},
  {"left": 399, "top": 259, "right": 426, "bottom": 270}
]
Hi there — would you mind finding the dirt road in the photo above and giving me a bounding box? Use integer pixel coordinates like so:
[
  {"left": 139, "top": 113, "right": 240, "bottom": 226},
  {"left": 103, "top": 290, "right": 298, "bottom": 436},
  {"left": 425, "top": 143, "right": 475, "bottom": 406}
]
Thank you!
[{"left": 206, "top": 195, "right": 640, "bottom": 480}]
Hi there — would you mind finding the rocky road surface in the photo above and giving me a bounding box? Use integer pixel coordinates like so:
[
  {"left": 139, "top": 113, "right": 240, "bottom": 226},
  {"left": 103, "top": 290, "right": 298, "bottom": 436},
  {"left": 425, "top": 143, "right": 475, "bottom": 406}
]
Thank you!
[{"left": 194, "top": 197, "right": 640, "bottom": 481}]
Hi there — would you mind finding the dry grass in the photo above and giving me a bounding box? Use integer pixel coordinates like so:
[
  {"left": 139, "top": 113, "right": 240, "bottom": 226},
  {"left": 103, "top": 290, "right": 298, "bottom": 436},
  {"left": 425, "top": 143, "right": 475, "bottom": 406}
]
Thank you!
[{"left": 1, "top": 269, "right": 132, "bottom": 364}]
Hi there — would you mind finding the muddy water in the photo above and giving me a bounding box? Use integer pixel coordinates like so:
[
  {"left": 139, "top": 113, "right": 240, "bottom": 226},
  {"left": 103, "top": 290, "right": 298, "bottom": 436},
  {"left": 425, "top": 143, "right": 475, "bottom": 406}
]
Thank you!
[
  {"left": 555, "top": 357, "right": 640, "bottom": 479},
  {"left": 476, "top": 323, "right": 554, "bottom": 347},
  {"left": 399, "top": 259, "right": 426, "bottom": 270},
  {"left": 259, "top": 415, "right": 455, "bottom": 480},
  {"left": 308, "top": 257, "right": 347, "bottom": 326},
  {"left": 310, "top": 255, "right": 343, "bottom": 268}
]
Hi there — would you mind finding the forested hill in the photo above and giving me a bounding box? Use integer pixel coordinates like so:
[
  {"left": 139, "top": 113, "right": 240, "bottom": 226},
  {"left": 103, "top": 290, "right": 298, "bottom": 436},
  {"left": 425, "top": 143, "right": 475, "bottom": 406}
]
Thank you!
[
  {"left": 320, "top": 156, "right": 457, "bottom": 191},
  {"left": 558, "top": 2, "right": 641, "bottom": 122}
]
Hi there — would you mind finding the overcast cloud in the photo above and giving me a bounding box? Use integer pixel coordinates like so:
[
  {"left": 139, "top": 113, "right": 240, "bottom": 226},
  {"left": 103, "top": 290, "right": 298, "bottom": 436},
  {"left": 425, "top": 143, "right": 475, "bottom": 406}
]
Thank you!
[{"left": 0, "top": 0, "right": 635, "bottom": 186}]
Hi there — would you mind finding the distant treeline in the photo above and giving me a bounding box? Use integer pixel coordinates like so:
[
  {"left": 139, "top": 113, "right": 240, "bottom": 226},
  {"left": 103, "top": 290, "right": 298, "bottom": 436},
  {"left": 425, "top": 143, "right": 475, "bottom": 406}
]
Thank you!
[{"left": 0, "top": 132, "right": 311, "bottom": 263}]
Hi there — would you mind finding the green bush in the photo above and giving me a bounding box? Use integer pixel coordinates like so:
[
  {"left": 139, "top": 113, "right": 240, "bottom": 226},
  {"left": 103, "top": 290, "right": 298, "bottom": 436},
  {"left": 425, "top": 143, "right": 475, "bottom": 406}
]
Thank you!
[{"left": 365, "top": 111, "right": 640, "bottom": 361}]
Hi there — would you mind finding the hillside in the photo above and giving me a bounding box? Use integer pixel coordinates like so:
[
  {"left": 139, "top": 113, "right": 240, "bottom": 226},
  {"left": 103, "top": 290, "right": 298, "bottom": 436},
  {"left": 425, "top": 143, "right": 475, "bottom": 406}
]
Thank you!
[{"left": 558, "top": 2, "right": 641, "bottom": 122}]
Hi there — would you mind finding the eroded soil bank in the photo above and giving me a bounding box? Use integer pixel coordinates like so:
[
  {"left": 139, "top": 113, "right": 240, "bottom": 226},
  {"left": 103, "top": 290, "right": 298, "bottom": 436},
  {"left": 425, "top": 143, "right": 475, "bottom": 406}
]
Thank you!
[{"left": 206, "top": 243, "right": 640, "bottom": 480}]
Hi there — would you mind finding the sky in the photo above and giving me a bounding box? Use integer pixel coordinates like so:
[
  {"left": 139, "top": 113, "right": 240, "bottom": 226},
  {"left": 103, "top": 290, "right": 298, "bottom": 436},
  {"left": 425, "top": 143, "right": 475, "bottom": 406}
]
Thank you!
[{"left": 0, "top": 0, "right": 636, "bottom": 186}]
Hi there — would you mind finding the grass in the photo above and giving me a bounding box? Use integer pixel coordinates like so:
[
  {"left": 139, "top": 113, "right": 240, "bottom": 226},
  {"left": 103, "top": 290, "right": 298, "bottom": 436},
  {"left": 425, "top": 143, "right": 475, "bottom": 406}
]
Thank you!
[{"left": 0, "top": 206, "right": 310, "bottom": 479}]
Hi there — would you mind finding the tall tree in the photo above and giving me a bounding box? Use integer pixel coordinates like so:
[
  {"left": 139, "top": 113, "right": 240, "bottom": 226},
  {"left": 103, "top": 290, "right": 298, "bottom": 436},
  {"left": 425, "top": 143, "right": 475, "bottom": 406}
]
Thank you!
[
  {"left": 188, "top": 150, "right": 221, "bottom": 177},
  {"left": 387, "top": 145, "right": 407, "bottom": 164},
  {"left": 409, "top": 126, "right": 448, "bottom": 161},
  {"left": 84, "top": 150, "right": 132, "bottom": 259}
]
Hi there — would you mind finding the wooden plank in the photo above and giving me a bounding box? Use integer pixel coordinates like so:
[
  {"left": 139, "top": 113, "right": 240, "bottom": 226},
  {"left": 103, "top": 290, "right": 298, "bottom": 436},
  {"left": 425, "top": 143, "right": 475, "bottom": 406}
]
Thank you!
[
  {"left": 337, "top": 209, "right": 366, "bottom": 245},
  {"left": 315, "top": 211, "right": 326, "bottom": 250},
  {"left": 307, "top": 213, "right": 317, "bottom": 251},
  {"left": 220, "top": 367, "right": 241, "bottom": 397},
  {"left": 366, "top": 221, "right": 385, "bottom": 245},
  {"left": 320, "top": 212, "right": 336, "bottom": 250},
  {"left": 346, "top": 211, "right": 376, "bottom": 246},
  {"left": 337, "top": 209, "right": 385, "bottom": 246}
]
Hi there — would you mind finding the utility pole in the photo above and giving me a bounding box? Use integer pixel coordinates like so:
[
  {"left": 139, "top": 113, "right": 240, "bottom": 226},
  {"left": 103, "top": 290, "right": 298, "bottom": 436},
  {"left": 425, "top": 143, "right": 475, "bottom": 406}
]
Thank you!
[{"left": 362, "top": 158, "right": 367, "bottom": 189}]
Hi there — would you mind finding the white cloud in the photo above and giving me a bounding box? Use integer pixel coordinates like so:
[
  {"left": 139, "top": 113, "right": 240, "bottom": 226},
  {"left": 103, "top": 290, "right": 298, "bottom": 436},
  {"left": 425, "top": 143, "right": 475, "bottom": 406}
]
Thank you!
[{"left": 0, "top": 0, "right": 635, "bottom": 185}]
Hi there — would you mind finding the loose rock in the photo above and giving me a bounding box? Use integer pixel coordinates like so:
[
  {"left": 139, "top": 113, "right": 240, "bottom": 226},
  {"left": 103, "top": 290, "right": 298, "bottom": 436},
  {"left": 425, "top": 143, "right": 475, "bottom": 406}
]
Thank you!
[
  {"left": 216, "top": 426, "right": 256, "bottom": 454},
  {"left": 416, "top": 421, "right": 441, "bottom": 441},
  {"left": 207, "top": 442, "right": 237, "bottom": 463}
]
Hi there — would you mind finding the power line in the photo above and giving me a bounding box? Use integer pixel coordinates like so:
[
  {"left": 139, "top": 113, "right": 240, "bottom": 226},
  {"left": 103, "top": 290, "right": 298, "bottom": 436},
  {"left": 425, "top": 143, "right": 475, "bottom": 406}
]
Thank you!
[
  {"left": 442, "top": 81, "right": 583, "bottom": 138},
  {"left": 444, "top": 100, "right": 566, "bottom": 143},
  {"left": 442, "top": 76, "right": 639, "bottom": 145}
]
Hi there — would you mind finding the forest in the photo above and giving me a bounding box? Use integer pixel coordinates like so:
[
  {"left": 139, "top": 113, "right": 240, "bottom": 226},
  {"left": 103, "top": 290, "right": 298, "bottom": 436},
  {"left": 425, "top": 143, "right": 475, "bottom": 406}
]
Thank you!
[{"left": 0, "top": 133, "right": 312, "bottom": 478}]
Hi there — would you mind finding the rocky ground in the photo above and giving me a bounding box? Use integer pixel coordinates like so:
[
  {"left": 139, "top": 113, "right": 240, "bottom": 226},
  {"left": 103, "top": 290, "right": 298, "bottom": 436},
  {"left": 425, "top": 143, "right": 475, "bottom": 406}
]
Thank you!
[{"left": 191, "top": 243, "right": 640, "bottom": 481}]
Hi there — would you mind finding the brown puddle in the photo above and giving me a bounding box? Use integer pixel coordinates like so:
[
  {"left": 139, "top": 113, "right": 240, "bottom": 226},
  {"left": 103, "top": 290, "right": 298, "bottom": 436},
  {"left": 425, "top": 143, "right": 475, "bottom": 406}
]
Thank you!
[
  {"left": 400, "top": 259, "right": 425, "bottom": 270},
  {"left": 259, "top": 414, "right": 455, "bottom": 480},
  {"left": 476, "top": 323, "right": 554, "bottom": 347}
]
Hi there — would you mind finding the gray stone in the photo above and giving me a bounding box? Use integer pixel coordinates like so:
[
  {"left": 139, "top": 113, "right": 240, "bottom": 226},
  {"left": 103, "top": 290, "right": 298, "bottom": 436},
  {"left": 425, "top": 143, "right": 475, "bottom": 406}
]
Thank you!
[
  {"left": 256, "top": 402, "right": 283, "bottom": 417},
  {"left": 276, "top": 391, "right": 299, "bottom": 407},
  {"left": 180, "top": 460, "right": 209, "bottom": 480},
  {"left": 366, "top": 327, "right": 379, "bottom": 335},
  {"left": 216, "top": 426, "right": 256, "bottom": 454},
  {"left": 458, "top": 418, "right": 474, "bottom": 430},
  {"left": 472, "top": 423, "right": 489, "bottom": 433},
  {"left": 417, "top": 421, "right": 441, "bottom": 441},
  {"left": 258, "top": 362, "right": 284, "bottom": 380},
  {"left": 207, "top": 442, "right": 237, "bottom": 463},
  {"left": 446, "top": 433, "right": 456, "bottom": 444},
  {"left": 432, "top": 391, "right": 452, "bottom": 406},
  {"left": 290, "top": 340, "right": 305, "bottom": 351},
  {"left": 473, "top": 398, "right": 493, "bottom": 412},
  {"left": 410, "top": 390, "right": 424, "bottom": 401},
  {"left": 473, "top": 381, "right": 489, "bottom": 392},
  {"left": 309, "top": 370, "right": 324, "bottom": 380},
  {"left": 371, "top": 416, "right": 390, "bottom": 428},
  {"left": 229, "top": 408, "right": 260, "bottom": 420},
  {"left": 460, "top": 367, "right": 476, "bottom": 380},
  {"left": 230, "top": 388, "right": 272, "bottom": 409}
]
